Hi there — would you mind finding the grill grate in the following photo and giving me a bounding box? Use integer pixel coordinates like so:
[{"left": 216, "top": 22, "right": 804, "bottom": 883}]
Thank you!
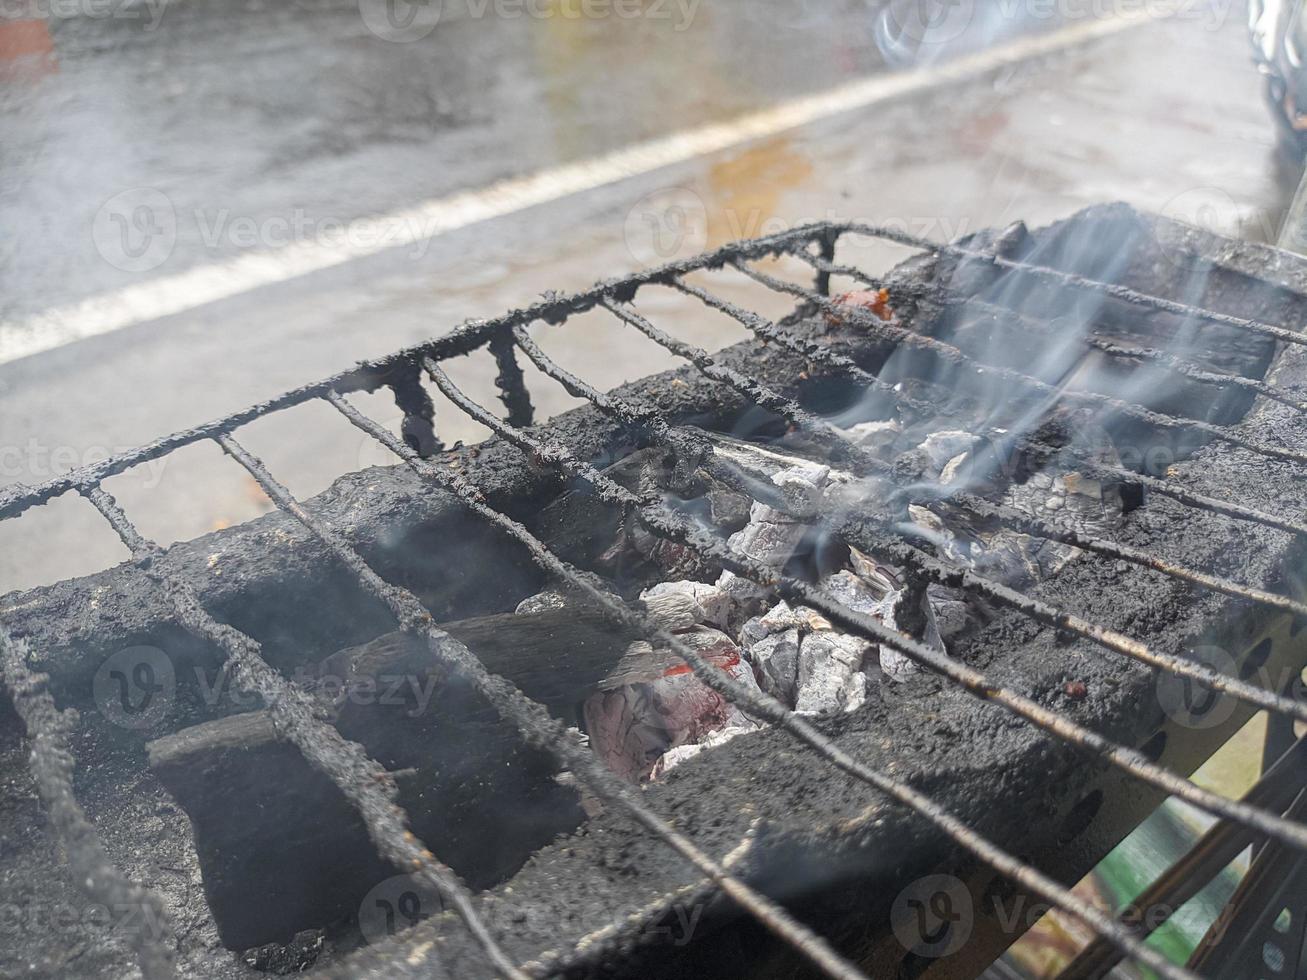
[{"left": 3, "top": 216, "right": 1307, "bottom": 980}]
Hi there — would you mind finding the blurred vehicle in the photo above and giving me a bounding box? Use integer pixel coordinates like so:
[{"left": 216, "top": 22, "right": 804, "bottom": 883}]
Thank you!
[{"left": 1251, "top": 0, "right": 1307, "bottom": 158}]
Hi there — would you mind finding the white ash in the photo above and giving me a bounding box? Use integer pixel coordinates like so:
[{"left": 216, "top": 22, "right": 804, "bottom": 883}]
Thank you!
[
  {"left": 716, "top": 462, "right": 833, "bottom": 603},
  {"left": 795, "top": 631, "right": 869, "bottom": 713},
  {"left": 641, "top": 580, "right": 732, "bottom": 630},
  {"left": 845, "top": 418, "right": 901, "bottom": 453},
  {"left": 748, "top": 628, "right": 801, "bottom": 703},
  {"left": 756, "top": 600, "right": 833, "bottom": 634},
  {"left": 515, "top": 590, "right": 572, "bottom": 614},
  {"left": 638, "top": 589, "right": 704, "bottom": 633},
  {"left": 651, "top": 722, "right": 759, "bottom": 779},
  {"left": 918, "top": 430, "right": 981, "bottom": 480}
]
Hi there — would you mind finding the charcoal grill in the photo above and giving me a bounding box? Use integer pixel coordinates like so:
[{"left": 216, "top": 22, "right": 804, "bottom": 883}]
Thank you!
[{"left": 4, "top": 203, "right": 1307, "bottom": 980}]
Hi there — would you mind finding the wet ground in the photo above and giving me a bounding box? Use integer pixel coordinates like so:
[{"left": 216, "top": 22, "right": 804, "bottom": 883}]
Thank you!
[{"left": 0, "top": 1, "right": 1296, "bottom": 594}]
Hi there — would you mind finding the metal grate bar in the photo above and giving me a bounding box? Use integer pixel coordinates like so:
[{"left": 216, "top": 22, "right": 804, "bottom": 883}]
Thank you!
[
  {"left": 0, "top": 223, "right": 838, "bottom": 525},
  {"left": 597, "top": 298, "right": 882, "bottom": 471},
  {"left": 218, "top": 412, "right": 870, "bottom": 980},
  {"left": 0, "top": 626, "right": 177, "bottom": 980},
  {"left": 488, "top": 330, "right": 536, "bottom": 428},
  {"left": 653, "top": 280, "right": 1307, "bottom": 723},
  {"left": 386, "top": 359, "right": 442, "bottom": 458},
  {"left": 507, "top": 304, "right": 1307, "bottom": 851},
  {"left": 734, "top": 260, "right": 1307, "bottom": 469},
  {"left": 937, "top": 488, "right": 1307, "bottom": 618},
  {"left": 839, "top": 222, "right": 1307, "bottom": 351},
  {"left": 847, "top": 517, "right": 1307, "bottom": 724},
  {"left": 1058, "top": 735, "right": 1307, "bottom": 980},
  {"left": 1028, "top": 449, "right": 1307, "bottom": 539},
  {"left": 79, "top": 484, "right": 528, "bottom": 980},
  {"left": 793, "top": 249, "right": 1307, "bottom": 415},
  {"left": 678, "top": 269, "right": 1307, "bottom": 541},
  {"left": 621, "top": 281, "right": 1307, "bottom": 621},
  {"left": 418, "top": 358, "right": 1202, "bottom": 980}
]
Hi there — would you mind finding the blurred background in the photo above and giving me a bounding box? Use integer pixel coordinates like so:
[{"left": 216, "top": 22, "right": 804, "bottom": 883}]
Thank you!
[{"left": 0, "top": 1, "right": 1302, "bottom": 974}]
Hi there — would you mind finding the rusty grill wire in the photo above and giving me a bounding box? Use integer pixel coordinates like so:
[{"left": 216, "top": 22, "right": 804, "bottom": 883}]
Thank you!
[{"left": 1, "top": 221, "right": 1306, "bottom": 980}]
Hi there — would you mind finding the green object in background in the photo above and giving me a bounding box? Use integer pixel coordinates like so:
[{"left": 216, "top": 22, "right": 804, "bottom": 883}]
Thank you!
[{"left": 998, "top": 719, "right": 1263, "bottom": 977}]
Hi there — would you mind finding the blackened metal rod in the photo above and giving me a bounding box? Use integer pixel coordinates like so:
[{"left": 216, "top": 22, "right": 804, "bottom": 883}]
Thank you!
[
  {"left": 597, "top": 299, "right": 887, "bottom": 473},
  {"left": 369, "top": 374, "right": 1200, "bottom": 980},
  {"left": 736, "top": 260, "right": 1307, "bottom": 469},
  {"left": 0, "top": 627, "right": 177, "bottom": 980},
  {"left": 795, "top": 249, "right": 1307, "bottom": 414},
  {"left": 840, "top": 221, "right": 1307, "bottom": 351},
  {"left": 1057, "top": 735, "right": 1307, "bottom": 980},
  {"left": 681, "top": 266, "right": 1307, "bottom": 540},
  {"left": 941, "top": 490, "right": 1307, "bottom": 619},
  {"left": 501, "top": 313, "right": 1307, "bottom": 850},
  {"left": 0, "top": 222, "right": 835, "bottom": 525},
  {"left": 327, "top": 392, "right": 871, "bottom": 980},
  {"left": 1076, "top": 458, "right": 1307, "bottom": 538},
  {"left": 658, "top": 278, "right": 1307, "bottom": 719},
  {"left": 81, "top": 484, "right": 528, "bottom": 980},
  {"left": 488, "top": 329, "right": 536, "bottom": 428},
  {"left": 508, "top": 325, "right": 673, "bottom": 441},
  {"left": 664, "top": 277, "right": 1307, "bottom": 621},
  {"left": 222, "top": 412, "right": 870, "bottom": 980},
  {"left": 670, "top": 276, "right": 900, "bottom": 400}
]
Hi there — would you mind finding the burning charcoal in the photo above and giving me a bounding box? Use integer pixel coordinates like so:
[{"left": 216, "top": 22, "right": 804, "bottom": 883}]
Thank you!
[
  {"left": 926, "top": 584, "right": 970, "bottom": 642},
  {"left": 717, "top": 463, "right": 833, "bottom": 603},
  {"left": 758, "top": 600, "right": 832, "bottom": 634},
  {"left": 918, "top": 430, "right": 981, "bottom": 479},
  {"left": 875, "top": 583, "right": 955, "bottom": 684},
  {"left": 727, "top": 517, "right": 812, "bottom": 566},
  {"left": 515, "top": 590, "right": 571, "bottom": 614},
  {"left": 795, "top": 632, "right": 869, "bottom": 715},
  {"left": 824, "top": 287, "right": 893, "bottom": 324},
  {"left": 706, "top": 488, "right": 751, "bottom": 530},
  {"left": 640, "top": 590, "right": 703, "bottom": 632},
  {"left": 747, "top": 628, "right": 801, "bottom": 704},
  {"left": 906, "top": 504, "right": 971, "bottom": 566},
  {"left": 584, "top": 628, "right": 758, "bottom": 783},
  {"left": 650, "top": 720, "right": 757, "bottom": 779},
  {"left": 641, "top": 580, "right": 733, "bottom": 631},
  {"left": 844, "top": 418, "right": 901, "bottom": 454},
  {"left": 739, "top": 613, "right": 772, "bottom": 649}
]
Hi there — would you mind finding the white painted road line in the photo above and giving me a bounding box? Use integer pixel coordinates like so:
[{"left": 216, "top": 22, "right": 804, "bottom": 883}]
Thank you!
[{"left": 0, "top": 4, "right": 1176, "bottom": 367}]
